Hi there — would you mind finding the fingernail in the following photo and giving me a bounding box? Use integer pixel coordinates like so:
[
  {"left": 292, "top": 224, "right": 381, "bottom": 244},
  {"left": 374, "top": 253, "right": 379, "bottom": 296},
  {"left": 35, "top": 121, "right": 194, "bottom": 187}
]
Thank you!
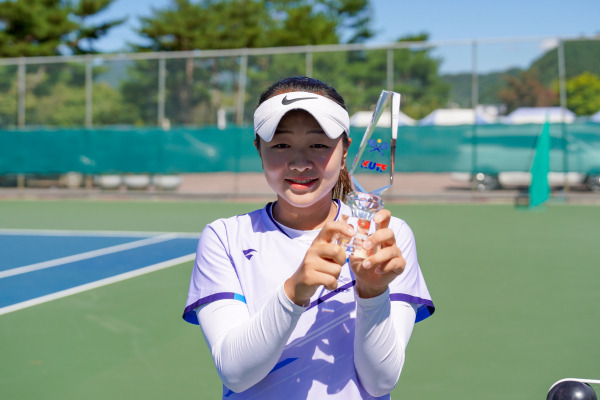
[
  {"left": 363, "top": 240, "right": 372, "bottom": 250},
  {"left": 362, "top": 260, "right": 371, "bottom": 268},
  {"left": 346, "top": 227, "right": 355, "bottom": 235}
]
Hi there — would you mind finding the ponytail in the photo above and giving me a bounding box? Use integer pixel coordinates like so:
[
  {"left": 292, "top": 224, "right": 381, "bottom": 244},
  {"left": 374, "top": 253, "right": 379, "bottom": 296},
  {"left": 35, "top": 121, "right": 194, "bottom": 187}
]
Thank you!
[{"left": 332, "top": 134, "right": 354, "bottom": 201}]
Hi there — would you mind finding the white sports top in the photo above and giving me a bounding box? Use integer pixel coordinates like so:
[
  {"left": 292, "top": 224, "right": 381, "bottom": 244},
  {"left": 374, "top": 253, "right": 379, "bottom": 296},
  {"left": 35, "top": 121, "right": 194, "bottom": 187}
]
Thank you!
[{"left": 183, "top": 200, "right": 435, "bottom": 399}]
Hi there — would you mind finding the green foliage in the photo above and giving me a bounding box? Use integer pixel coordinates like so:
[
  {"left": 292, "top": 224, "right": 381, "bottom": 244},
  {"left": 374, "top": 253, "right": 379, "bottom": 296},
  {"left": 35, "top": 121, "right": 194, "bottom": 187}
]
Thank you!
[
  {"left": 0, "top": 0, "right": 124, "bottom": 56},
  {"left": 563, "top": 72, "right": 600, "bottom": 116},
  {"left": 531, "top": 40, "right": 600, "bottom": 86},
  {"left": 128, "top": 0, "right": 376, "bottom": 125},
  {"left": 498, "top": 69, "right": 558, "bottom": 113},
  {"left": 135, "top": 0, "right": 372, "bottom": 52},
  {"left": 67, "top": 0, "right": 127, "bottom": 54},
  {"left": 119, "top": 60, "right": 160, "bottom": 125},
  {"left": 0, "top": 0, "right": 76, "bottom": 57},
  {"left": 393, "top": 36, "right": 450, "bottom": 119},
  {"left": 242, "top": 33, "right": 449, "bottom": 121},
  {"left": 0, "top": 63, "right": 138, "bottom": 127},
  {"left": 0, "top": 66, "right": 18, "bottom": 126},
  {"left": 442, "top": 68, "right": 523, "bottom": 108}
]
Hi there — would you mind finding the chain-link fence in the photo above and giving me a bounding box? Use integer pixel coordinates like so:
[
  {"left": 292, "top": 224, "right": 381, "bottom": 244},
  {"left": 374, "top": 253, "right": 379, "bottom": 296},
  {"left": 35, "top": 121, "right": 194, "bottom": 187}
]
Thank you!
[
  {"left": 1, "top": 36, "right": 599, "bottom": 128},
  {"left": 1, "top": 36, "right": 600, "bottom": 194}
]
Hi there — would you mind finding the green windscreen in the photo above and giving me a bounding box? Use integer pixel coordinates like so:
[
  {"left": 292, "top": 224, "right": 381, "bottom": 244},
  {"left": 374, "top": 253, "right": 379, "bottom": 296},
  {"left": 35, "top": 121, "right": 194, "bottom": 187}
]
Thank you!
[{"left": 1, "top": 123, "right": 599, "bottom": 175}]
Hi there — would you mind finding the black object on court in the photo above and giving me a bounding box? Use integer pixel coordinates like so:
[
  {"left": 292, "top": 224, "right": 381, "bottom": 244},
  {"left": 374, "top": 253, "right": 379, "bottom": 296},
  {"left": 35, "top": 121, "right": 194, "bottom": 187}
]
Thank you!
[{"left": 547, "top": 380, "right": 597, "bottom": 400}]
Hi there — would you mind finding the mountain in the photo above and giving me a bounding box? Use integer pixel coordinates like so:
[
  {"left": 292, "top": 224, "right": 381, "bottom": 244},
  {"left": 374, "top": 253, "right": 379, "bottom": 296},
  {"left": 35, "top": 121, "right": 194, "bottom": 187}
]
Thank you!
[
  {"left": 530, "top": 38, "right": 600, "bottom": 86},
  {"left": 442, "top": 68, "right": 522, "bottom": 108}
]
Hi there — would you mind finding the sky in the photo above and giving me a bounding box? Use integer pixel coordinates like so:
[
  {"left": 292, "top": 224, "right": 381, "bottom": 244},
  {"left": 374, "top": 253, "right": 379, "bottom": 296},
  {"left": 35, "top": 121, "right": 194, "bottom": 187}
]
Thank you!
[{"left": 88, "top": 0, "right": 600, "bottom": 73}]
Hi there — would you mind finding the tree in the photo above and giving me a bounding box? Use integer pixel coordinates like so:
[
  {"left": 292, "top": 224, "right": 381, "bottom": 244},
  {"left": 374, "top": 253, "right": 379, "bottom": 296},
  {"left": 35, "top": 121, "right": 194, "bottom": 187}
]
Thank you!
[
  {"left": 498, "top": 69, "right": 557, "bottom": 113},
  {"left": 326, "top": 33, "right": 449, "bottom": 119},
  {"left": 65, "top": 0, "right": 127, "bottom": 54},
  {"left": 135, "top": 0, "right": 373, "bottom": 51},
  {"left": 531, "top": 40, "right": 600, "bottom": 87},
  {"left": 130, "top": 0, "right": 374, "bottom": 125},
  {"left": 0, "top": 0, "right": 124, "bottom": 57},
  {"left": 563, "top": 72, "right": 600, "bottom": 116},
  {"left": 441, "top": 68, "right": 523, "bottom": 108},
  {"left": 0, "top": 0, "right": 127, "bottom": 127}
]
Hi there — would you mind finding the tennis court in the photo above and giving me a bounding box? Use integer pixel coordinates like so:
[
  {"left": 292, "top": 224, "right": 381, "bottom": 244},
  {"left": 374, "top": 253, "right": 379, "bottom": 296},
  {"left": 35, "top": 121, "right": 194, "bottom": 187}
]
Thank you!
[{"left": 1, "top": 199, "right": 598, "bottom": 399}]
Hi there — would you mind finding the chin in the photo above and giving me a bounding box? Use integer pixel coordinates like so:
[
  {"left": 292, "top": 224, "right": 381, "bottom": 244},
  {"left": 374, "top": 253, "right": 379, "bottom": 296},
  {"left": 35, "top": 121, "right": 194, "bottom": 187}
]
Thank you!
[
  {"left": 281, "top": 186, "right": 336, "bottom": 209},
  {"left": 281, "top": 192, "right": 322, "bottom": 208}
]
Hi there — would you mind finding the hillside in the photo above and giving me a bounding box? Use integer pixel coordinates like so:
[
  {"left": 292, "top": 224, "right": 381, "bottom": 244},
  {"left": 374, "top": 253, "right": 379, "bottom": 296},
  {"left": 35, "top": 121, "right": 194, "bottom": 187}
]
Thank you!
[{"left": 442, "top": 68, "right": 521, "bottom": 108}]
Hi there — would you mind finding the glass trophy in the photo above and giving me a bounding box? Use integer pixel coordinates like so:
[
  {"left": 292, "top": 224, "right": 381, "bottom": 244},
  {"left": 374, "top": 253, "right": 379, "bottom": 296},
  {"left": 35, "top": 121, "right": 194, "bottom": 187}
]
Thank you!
[{"left": 334, "top": 90, "right": 401, "bottom": 257}]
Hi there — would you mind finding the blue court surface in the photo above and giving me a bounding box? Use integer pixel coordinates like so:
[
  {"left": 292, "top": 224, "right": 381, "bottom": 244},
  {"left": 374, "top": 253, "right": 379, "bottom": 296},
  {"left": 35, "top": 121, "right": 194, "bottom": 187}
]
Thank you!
[{"left": 0, "top": 230, "right": 199, "bottom": 314}]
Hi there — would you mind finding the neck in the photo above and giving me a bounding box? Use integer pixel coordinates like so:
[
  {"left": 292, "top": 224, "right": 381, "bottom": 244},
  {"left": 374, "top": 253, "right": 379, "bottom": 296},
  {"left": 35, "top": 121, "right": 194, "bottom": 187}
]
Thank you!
[{"left": 273, "top": 196, "right": 337, "bottom": 230}]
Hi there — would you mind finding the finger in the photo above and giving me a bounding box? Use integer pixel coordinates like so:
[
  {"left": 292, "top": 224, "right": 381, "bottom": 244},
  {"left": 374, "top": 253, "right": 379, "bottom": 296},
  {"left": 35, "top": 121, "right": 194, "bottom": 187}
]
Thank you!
[
  {"left": 311, "top": 243, "right": 348, "bottom": 266},
  {"left": 363, "top": 246, "right": 403, "bottom": 271},
  {"left": 375, "top": 256, "right": 406, "bottom": 277},
  {"left": 362, "top": 228, "right": 396, "bottom": 251},
  {"left": 320, "top": 272, "right": 340, "bottom": 291},
  {"left": 314, "top": 221, "right": 355, "bottom": 244},
  {"left": 373, "top": 209, "right": 391, "bottom": 230}
]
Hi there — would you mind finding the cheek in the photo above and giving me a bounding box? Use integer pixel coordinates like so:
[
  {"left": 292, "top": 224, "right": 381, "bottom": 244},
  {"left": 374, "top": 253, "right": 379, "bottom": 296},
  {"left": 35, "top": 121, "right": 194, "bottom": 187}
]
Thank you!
[
  {"left": 260, "top": 152, "right": 286, "bottom": 179},
  {"left": 321, "top": 150, "right": 344, "bottom": 179}
]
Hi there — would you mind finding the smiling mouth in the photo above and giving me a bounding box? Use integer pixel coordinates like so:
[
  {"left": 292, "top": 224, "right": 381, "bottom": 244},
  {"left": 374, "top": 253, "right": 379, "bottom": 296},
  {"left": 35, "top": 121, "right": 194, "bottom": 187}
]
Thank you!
[
  {"left": 286, "top": 177, "right": 318, "bottom": 189},
  {"left": 286, "top": 178, "right": 318, "bottom": 184}
]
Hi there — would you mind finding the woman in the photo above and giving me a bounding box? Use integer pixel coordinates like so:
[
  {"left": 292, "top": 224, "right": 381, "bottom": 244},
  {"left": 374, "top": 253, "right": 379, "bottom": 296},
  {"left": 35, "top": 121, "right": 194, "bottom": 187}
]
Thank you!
[{"left": 183, "top": 76, "right": 434, "bottom": 399}]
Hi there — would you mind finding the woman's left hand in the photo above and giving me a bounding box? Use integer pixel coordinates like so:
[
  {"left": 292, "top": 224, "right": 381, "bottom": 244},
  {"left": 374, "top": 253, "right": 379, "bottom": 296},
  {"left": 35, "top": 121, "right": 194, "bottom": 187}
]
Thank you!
[{"left": 349, "top": 209, "right": 406, "bottom": 299}]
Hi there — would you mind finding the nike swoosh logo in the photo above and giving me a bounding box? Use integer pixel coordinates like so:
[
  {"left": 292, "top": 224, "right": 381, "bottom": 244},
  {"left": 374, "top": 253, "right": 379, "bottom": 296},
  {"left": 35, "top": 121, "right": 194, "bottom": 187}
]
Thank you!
[{"left": 281, "top": 95, "right": 318, "bottom": 105}]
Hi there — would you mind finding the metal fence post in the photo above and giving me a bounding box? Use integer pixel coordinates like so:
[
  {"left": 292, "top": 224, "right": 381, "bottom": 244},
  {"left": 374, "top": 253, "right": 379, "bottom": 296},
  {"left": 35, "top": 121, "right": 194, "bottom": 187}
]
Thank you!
[
  {"left": 236, "top": 52, "right": 248, "bottom": 126},
  {"left": 305, "top": 50, "right": 313, "bottom": 77},
  {"left": 558, "top": 38, "right": 569, "bottom": 191},
  {"left": 471, "top": 40, "right": 479, "bottom": 110},
  {"left": 85, "top": 56, "right": 93, "bottom": 128},
  {"left": 471, "top": 40, "right": 479, "bottom": 176},
  {"left": 158, "top": 56, "right": 166, "bottom": 128},
  {"left": 17, "top": 59, "right": 26, "bottom": 128},
  {"left": 387, "top": 48, "right": 393, "bottom": 91}
]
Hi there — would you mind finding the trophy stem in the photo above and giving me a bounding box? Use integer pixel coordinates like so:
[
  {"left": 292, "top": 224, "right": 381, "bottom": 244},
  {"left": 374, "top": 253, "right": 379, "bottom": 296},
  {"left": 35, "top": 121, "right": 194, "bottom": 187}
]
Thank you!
[
  {"left": 352, "top": 218, "right": 372, "bottom": 258},
  {"left": 338, "top": 191, "right": 384, "bottom": 257}
]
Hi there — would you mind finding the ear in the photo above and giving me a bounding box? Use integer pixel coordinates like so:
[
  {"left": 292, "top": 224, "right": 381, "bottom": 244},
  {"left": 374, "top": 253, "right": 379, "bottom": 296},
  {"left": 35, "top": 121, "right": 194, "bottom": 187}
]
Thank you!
[
  {"left": 254, "top": 137, "right": 261, "bottom": 156},
  {"left": 342, "top": 137, "right": 352, "bottom": 167}
]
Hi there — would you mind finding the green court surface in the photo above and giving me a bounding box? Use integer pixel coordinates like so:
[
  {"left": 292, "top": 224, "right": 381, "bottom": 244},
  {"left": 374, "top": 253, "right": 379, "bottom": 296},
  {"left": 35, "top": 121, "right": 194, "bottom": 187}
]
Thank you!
[{"left": 1, "top": 199, "right": 598, "bottom": 399}]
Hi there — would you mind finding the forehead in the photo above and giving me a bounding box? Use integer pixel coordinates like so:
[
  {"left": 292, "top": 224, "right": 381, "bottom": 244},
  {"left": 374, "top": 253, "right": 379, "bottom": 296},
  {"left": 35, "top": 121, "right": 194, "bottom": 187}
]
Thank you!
[{"left": 274, "top": 110, "right": 325, "bottom": 133}]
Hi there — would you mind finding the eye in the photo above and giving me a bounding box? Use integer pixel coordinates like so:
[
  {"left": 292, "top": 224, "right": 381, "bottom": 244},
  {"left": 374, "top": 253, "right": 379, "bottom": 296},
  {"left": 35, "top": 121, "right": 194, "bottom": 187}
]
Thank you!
[
  {"left": 272, "top": 143, "right": 290, "bottom": 149},
  {"left": 311, "top": 143, "right": 329, "bottom": 149}
]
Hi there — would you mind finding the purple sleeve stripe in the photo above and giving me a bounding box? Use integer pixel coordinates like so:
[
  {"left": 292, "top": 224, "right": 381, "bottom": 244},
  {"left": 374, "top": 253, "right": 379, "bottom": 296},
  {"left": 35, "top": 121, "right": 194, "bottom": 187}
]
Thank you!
[
  {"left": 389, "top": 293, "right": 435, "bottom": 323},
  {"left": 182, "top": 292, "right": 247, "bottom": 325},
  {"left": 307, "top": 280, "right": 356, "bottom": 311}
]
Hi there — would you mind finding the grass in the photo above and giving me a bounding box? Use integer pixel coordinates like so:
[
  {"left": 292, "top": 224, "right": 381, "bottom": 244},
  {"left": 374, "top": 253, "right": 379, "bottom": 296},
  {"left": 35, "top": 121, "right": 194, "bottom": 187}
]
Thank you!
[{"left": 0, "top": 200, "right": 598, "bottom": 399}]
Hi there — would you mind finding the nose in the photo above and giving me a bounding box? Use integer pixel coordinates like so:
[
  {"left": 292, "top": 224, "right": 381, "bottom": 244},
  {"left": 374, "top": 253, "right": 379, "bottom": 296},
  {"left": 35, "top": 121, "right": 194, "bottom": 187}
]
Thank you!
[{"left": 288, "top": 149, "right": 313, "bottom": 172}]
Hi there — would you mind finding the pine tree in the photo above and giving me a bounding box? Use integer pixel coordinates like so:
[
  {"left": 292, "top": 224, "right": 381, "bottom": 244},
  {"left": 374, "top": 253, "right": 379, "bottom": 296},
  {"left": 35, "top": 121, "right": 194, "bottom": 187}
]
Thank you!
[{"left": 0, "top": 0, "right": 124, "bottom": 57}]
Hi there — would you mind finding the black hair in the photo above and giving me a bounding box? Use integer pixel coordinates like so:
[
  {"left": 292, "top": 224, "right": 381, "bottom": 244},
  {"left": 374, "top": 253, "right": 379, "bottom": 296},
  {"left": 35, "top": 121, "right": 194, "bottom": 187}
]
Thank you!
[{"left": 257, "top": 76, "right": 347, "bottom": 110}]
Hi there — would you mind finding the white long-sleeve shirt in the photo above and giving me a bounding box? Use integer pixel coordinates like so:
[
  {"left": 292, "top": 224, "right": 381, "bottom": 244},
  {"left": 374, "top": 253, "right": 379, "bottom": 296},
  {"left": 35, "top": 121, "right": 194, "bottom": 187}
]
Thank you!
[
  {"left": 183, "top": 201, "right": 435, "bottom": 399},
  {"left": 196, "top": 286, "right": 417, "bottom": 397}
]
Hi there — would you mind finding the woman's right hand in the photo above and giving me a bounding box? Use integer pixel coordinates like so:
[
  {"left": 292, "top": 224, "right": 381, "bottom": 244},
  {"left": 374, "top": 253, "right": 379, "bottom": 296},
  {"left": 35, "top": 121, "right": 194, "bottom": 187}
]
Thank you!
[{"left": 284, "top": 221, "right": 355, "bottom": 306}]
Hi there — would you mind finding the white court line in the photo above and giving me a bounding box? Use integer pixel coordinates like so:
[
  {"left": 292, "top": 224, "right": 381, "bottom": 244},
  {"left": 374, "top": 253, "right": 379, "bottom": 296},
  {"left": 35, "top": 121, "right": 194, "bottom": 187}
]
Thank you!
[
  {"left": 0, "top": 253, "right": 196, "bottom": 316},
  {"left": 0, "top": 228, "right": 201, "bottom": 238},
  {"left": 0, "top": 233, "right": 178, "bottom": 279}
]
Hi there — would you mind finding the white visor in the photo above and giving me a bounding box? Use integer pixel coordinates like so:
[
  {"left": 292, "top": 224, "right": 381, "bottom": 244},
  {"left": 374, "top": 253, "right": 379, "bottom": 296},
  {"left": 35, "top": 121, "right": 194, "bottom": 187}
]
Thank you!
[{"left": 254, "top": 92, "right": 350, "bottom": 142}]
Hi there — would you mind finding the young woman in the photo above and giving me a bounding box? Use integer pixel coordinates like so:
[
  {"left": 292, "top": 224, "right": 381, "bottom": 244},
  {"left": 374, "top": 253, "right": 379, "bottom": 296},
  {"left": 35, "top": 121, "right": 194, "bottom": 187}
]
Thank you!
[{"left": 183, "top": 76, "right": 434, "bottom": 399}]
